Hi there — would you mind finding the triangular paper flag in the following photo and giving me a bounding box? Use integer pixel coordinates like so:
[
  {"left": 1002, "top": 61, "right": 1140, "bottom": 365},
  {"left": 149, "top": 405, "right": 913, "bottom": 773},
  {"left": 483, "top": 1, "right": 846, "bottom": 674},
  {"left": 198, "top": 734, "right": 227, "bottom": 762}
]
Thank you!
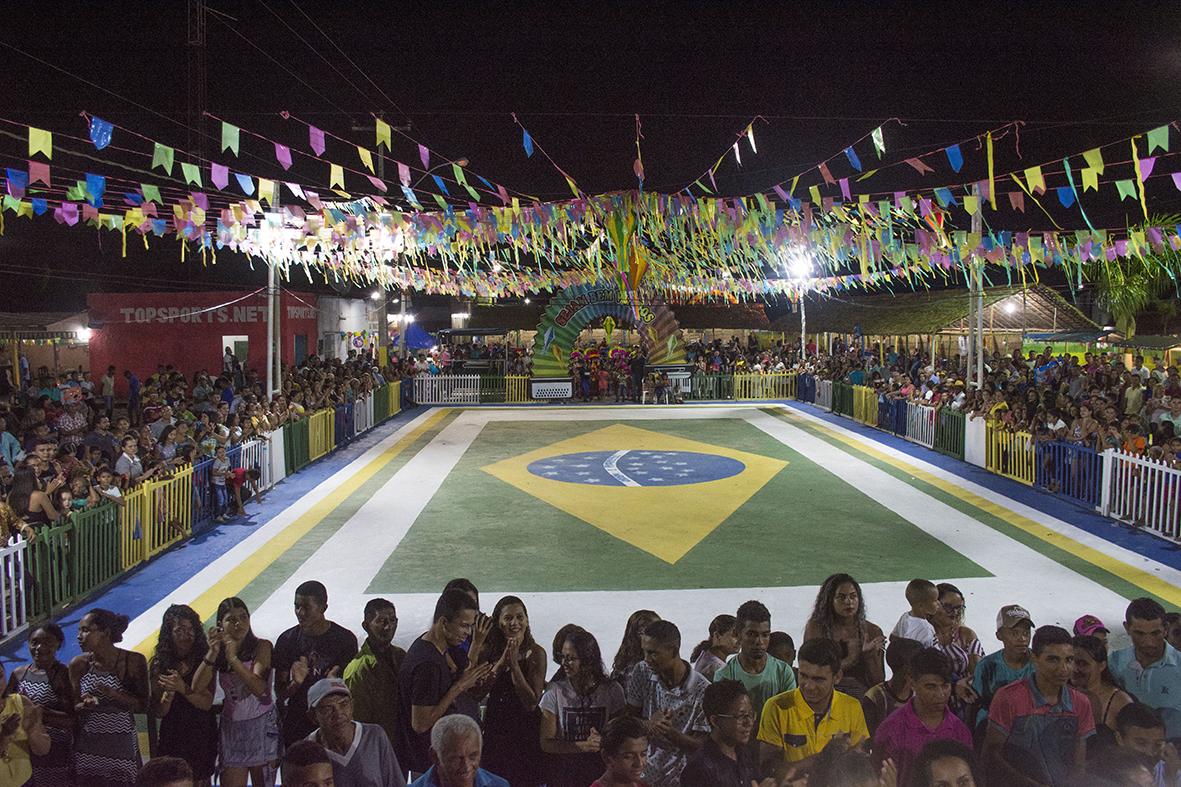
[
  {"left": 1148, "top": 125, "right": 1170, "bottom": 154},
  {"left": 945, "top": 144, "right": 963, "bottom": 173},
  {"left": 397, "top": 161, "right": 410, "bottom": 186},
  {"left": 1023, "top": 166, "right": 1045, "bottom": 194},
  {"left": 152, "top": 143, "right": 174, "bottom": 175},
  {"left": 419, "top": 144, "right": 430, "bottom": 169},
  {"left": 141, "top": 184, "right": 162, "bottom": 204},
  {"left": 309, "top": 126, "right": 325, "bottom": 156},
  {"left": 818, "top": 162, "right": 835, "bottom": 185},
  {"left": 747, "top": 125, "right": 757, "bottom": 154},
  {"left": 221, "top": 123, "right": 240, "bottom": 155},
  {"left": 1082, "top": 148, "right": 1104, "bottom": 175},
  {"left": 1115, "top": 179, "right": 1138, "bottom": 201},
  {"left": 358, "top": 147, "right": 374, "bottom": 173},
  {"left": 235, "top": 173, "right": 255, "bottom": 195},
  {"left": 28, "top": 127, "right": 52, "bottom": 160},
  {"left": 1081, "top": 167, "right": 1099, "bottom": 192},
  {"left": 1139, "top": 157, "right": 1156, "bottom": 181},
  {"left": 275, "top": 143, "right": 293, "bottom": 170},
  {"left": 376, "top": 118, "right": 391, "bottom": 150},
  {"left": 367, "top": 175, "right": 387, "bottom": 193},
  {"left": 1056, "top": 186, "right": 1076, "bottom": 209},
  {"left": 329, "top": 163, "right": 345, "bottom": 190},
  {"left": 211, "top": 162, "right": 229, "bottom": 190},
  {"left": 181, "top": 162, "right": 202, "bottom": 187},
  {"left": 27, "top": 161, "right": 50, "bottom": 188},
  {"left": 871, "top": 126, "right": 885, "bottom": 158},
  {"left": 844, "top": 147, "right": 862, "bottom": 172},
  {"left": 904, "top": 157, "right": 933, "bottom": 175},
  {"left": 88, "top": 117, "right": 113, "bottom": 150}
]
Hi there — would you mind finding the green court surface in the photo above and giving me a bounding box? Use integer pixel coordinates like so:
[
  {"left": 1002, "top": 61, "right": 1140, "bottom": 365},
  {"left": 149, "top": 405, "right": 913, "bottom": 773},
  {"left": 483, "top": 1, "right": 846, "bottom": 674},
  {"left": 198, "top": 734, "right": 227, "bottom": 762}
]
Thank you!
[{"left": 370, "top": 416, "right": 989, "bottom": 592}]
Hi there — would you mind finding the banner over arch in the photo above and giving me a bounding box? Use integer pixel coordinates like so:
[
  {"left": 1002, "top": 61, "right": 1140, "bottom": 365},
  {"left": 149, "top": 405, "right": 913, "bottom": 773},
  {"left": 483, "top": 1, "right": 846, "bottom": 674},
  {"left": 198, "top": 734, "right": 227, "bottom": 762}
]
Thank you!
[{"left": 531, "top": 281, "right": 685, "bottom": 378}]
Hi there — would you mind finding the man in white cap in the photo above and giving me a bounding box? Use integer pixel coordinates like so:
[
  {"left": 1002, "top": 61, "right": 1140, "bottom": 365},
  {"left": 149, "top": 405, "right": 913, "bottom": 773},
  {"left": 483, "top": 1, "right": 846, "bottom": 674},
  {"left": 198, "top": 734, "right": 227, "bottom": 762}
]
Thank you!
[
  {"left": 971, "top": 604, "right": 1036, "bottom": 734},
  {"left": 306, "top": 677, "right": 406, "bottom": 786}
]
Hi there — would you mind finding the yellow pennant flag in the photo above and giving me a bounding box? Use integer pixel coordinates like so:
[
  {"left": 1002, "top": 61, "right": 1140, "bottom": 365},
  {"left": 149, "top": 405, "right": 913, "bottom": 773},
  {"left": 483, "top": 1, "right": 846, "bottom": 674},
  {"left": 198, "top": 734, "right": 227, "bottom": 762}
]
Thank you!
[
  {"left": 376, "top": 118, "right": 391, "bottom": 150},
  {"left": 28, "top": 127, "right": 52, "bottom": 159},
  {"left": 1131, "top": 137, "right": 1149, "bottom": 221},
  {"left": 358, "top": 147, "right": 374, "bottom": 173},
  {"left": 1083, "top": 148, "right": 1105, "bottom": 175},
  {"left": 986, "top": 131, "right": 996, "bottom": 210},
  {"left": 1023, "top": 166, "right": 1045, "bottom": 194},
  {"left": 565, "top": 176, "right": 580, "bottom": 197},
  {"left": 329, "top": 163, "right": 345, "bottom": 190},
  {"left": 1081, "top": 168, "right": 1099, "bottom": 192},
  {"left": 809, "top": 185, "right": 821, "bottom": 204},
  {"left": 258, "top": 178, "right": 275, "bottom": 206}
]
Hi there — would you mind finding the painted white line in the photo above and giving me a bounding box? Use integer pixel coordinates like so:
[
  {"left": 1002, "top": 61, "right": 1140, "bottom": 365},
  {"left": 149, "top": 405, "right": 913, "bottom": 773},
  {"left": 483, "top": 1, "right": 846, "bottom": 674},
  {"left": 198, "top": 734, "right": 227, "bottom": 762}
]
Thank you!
[{"left": 119, "top": 408, "right": 441, "bottom": 648}]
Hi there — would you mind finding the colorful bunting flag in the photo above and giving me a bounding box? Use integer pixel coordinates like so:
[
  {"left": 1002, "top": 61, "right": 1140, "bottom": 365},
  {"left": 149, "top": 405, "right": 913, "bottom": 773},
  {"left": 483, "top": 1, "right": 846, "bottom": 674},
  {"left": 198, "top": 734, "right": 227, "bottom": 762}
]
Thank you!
[
  {"left": 358, "top": 147, "right": 374, "bottom": 173},
  {"left": 871, "top": 126, "right": 885, "bottom": 158},
  {"left": 945, "top": 144, "right": 963, "bottom": 173},
  {"left": 89, "top": 117, "right": 113, "bottom": 150},
  {"left": 151, "top": 143, "right": 174, "bottom": 175},
  {"left": 221, "top": 123, "right": 240, "bottom": 155},
  {"left": 275, "top": 143, "right": 293, "bottom": 170},
  {"left": 1148, "top": 125, "right": 1170, "bottom": 154},
  {"left": 309, "top": 126, "right": 325, "bottom": 156},
  {"left": 376, "top": 118, "right": 391, "bottom": 150},
  {"left": 28, "top": 127, "right": 52, "bottom": 160},
  {"left": 844, "top": 147, "right": 862, "bottom": 172}
]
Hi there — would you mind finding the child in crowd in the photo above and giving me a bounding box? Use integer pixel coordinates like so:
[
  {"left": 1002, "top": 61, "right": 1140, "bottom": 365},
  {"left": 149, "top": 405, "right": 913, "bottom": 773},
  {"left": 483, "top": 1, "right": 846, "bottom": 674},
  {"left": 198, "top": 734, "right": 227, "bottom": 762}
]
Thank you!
[
  {"left": 211, "top": 445, "right": 232, "bottom": 523},
  {"left": 94, "top": 466, "right": 124, "bottom": 508},
  {"left": 891, "top": 579, "right": 940, "bottom": 647}
]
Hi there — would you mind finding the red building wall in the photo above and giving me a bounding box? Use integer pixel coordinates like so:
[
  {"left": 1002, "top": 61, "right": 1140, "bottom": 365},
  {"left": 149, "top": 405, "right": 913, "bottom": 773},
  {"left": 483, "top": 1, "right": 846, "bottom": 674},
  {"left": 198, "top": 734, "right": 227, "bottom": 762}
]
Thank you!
[{"left": 87, "top": 291, "right": 318, "bottom": 391}]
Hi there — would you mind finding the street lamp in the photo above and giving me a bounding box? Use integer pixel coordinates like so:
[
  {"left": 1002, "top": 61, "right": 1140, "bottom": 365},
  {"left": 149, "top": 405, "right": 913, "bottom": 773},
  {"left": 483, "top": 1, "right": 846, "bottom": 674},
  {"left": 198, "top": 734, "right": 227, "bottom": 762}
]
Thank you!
[{"left": 782, "top": 247, "right": 813, "bottom": 359}]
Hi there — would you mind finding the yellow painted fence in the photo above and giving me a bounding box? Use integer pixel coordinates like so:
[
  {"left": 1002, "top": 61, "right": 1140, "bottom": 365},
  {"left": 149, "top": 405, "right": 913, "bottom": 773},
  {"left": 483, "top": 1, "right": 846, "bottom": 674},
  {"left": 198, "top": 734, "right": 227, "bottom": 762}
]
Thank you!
[
  {"left": 733, "top": 372, "right": 797, "bottom": 400},
  {"left": 985, "top": 422, "right": 1037, "bottom": 485},
  {"left": 853, "top": 385, "right": 878, "bottom": 426}
]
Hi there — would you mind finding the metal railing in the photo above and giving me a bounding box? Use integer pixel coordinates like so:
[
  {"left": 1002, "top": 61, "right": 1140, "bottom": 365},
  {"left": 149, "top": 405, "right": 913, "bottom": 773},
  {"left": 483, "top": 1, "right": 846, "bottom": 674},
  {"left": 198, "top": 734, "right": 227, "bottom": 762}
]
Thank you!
[
  {"left": 985, "top": 424, "right": 1037, "bottom": 486},
  {"left": 734, "top": 372, "right": 797, "bottom": 401}
]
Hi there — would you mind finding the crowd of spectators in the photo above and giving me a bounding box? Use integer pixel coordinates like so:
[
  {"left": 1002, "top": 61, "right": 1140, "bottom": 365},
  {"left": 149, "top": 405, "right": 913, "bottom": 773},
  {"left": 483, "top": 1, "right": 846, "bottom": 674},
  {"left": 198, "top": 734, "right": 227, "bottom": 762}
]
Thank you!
[
  {"left": 0, "top": 350, "right": 415, "bottom": 538},
  {"left": 3, "top": 578, "right": 1178, "bottom": 786}
]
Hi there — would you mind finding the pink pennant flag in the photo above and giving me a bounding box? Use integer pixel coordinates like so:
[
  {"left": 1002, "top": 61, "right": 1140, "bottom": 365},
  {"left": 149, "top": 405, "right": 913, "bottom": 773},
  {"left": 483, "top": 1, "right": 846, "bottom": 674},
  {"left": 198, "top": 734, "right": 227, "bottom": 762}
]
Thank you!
[
  {"left": 905, "top": 157, "right": 934, "bottom": 175},
  {"left": 82, "top": 203, "right": 99, "bottom": 222},
  {"left": 772, "top": 184, "right": 790, "bottom": 202},
  {"left": 309, "top": 126, "right": 326, "bottom": 156},
  {"left": 1139, "top": 157, "right": 1156, "bottom": 181},
  {"left": 397, "top": 161, "right": 411, "bottom": 186},
  {"left": 918, "top": 198, "right": 932, "bottom": 217},
  {"left": 211, "top": 162, "right": 229, "bottom": 190},
  {"left": 1172, "top": 172, "right": 1181, "bottom": 191},
  {"left": 418, "top": 144, "right": 430, "bottom": 169},
  {"left": 497, "top": 184, "right": 510, "bottom": 205},
  {"left": 366, "top": 175, "right": 388, "bottom": 193},
  {"left": 894, "top": 191, "right": 906, "bottom": 209},
  {"left": 275, "top": 143, "right": 293, "bottom": 170},
  {"left": 27, "top": 160, "right": 50, "bottom": 188},
  {"left": 839, "top": 178, "right": 851, "bottom": 201},
  {"left": 305, "top": 190, "right": 322, "bottom": 210},
  {"left": 707, "top": 168, "right": 717, "bottom": 191},
  {"left": 61, "top": 202, "right": 79, "bottom": 225},
  {"left": 818, "top": 162, "right": 836, "bottom": 186},
  {"left": 191, "top": 192, "right": 209, "bottom": 211},
  {"left": 1008, "top": 191, "right": 1025, "bottom": 212}
]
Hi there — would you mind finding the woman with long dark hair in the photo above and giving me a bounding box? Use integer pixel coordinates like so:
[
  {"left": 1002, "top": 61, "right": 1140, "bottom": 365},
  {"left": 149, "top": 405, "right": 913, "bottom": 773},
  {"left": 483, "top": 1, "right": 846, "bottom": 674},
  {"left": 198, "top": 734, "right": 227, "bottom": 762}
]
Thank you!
[
  {"left": 539, "top": 629, "right": 626, "bottom": 787},
  {"left": 191, "top": 597, "right": 278, "bottom": 787},
  {"left": 932, "top": 583, "right": 984, "bottom": 720},
  {"left": 150, "top": 604, "right": 217, "bottom": 785},
  {"left": 478, "top": 595, "right": 547, "bottom": 786},
  {"left": 689, "top": 614, "right": 738, "bottom": 680},
  {"left": 609, "top": 609, "right": 659, "bottom": 685},
  {"left": 803, "top": 573, "right": 885, "bottom": 699},
  {"left": 69, "top": 608, "right": 150, "bottom": 786},
  {"left": 6, "top": 467, "right": 58, "bottom": 527},
  {"left": 7, "top": 623, "right": 74, "bottom": 786},
  {"left": 1071, "top": 634, "right": 1132, "bottom": 753}
]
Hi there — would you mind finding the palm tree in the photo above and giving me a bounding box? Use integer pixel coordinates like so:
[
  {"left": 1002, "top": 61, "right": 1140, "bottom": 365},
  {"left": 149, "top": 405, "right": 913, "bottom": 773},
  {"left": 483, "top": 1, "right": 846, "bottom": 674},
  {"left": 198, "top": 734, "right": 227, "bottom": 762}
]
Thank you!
[{"left": 1087, "top": 214, "right": 1181, "bottom": 338}]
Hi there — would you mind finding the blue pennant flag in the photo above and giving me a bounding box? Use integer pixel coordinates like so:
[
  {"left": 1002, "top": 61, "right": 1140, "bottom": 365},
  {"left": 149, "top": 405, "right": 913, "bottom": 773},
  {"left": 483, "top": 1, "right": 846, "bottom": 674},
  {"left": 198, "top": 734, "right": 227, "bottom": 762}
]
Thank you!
[
  {"left": 945, "top": 144, "right": 963, "bottom": 173},
  {"left": 235, "top": 173, "right": 255, "bottom": 196},
  {"left": 1056, "top": 185, "right": 1076, "bottom": 209},
  {"left": 522, "top": 128, "right": 534, "bottom": 158},
  {"left": 844, "top": 146, "right": 862, "bottom": 172},
  {"left": 89, "top": 116, "right": 114, "bottom": 150},
  {"left": 431, "top": 174, "right": 451, "bottom": 196}
]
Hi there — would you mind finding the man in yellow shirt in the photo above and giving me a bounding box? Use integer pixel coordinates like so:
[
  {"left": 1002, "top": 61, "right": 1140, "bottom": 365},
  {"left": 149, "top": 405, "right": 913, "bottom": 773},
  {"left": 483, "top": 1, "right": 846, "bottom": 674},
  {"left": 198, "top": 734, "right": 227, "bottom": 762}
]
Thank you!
[{"left": 757, "top": 639, "right": 869, "bottom": 780}]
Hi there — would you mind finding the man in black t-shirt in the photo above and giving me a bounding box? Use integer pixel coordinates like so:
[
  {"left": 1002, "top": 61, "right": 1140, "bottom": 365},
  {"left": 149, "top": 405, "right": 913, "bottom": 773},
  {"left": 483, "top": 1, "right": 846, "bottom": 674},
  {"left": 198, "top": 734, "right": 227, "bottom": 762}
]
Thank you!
[
  {"left": 394, "top": 588, "right": 491, "bottom": 775},
  {"left": 273, "top": 580, "right": 359, "bottom": 746}
]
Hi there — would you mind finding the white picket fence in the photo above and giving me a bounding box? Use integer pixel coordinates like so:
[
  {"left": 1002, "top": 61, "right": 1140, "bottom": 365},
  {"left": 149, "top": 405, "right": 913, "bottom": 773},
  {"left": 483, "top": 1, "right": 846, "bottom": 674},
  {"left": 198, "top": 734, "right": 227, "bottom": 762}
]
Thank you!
[
  {"left": 816, "top": 379, "right": 833, "bottom": 411},
  {"left": 1104, "top": 450, "right": 1181, "bottom": 539},
  {"left": 905, "top": 403, "right": 937, "bottom": 448},
  {"left": 414, "top": 374, "right": 482, "bottom": 404},
  {"left": 268, "top": 426, "right": 287, "bottom": 486},
  {"left": 354, "top": 394, "right": 374, "bottom": 435},
  {"left": 0, "top": 538, "right": 29, "bottom": 642},
  {"left": 236, "top": 438, "right": 271, "bottom": 490}
]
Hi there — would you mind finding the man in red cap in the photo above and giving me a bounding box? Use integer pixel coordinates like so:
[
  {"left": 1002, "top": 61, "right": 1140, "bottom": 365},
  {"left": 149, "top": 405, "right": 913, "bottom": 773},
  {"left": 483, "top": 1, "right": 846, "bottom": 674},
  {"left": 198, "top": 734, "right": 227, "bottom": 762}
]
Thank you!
[{"left": 1073, "top": 615, "right": 1110, "bottom": 648}]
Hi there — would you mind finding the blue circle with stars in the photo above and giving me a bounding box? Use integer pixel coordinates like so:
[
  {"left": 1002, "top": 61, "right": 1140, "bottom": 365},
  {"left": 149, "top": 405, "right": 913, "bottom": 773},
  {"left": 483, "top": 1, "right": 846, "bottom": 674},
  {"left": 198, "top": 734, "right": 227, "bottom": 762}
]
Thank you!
[{"left": 527, "top": 450, "right": 745, "bottom": 486}]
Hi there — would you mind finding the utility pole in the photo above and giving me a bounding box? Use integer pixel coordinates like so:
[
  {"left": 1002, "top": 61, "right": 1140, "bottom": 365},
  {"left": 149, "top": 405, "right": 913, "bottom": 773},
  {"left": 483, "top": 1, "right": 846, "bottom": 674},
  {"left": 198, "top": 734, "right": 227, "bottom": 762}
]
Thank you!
[{"left": 187, "top": 0, "right": 207, "bottom": 163}]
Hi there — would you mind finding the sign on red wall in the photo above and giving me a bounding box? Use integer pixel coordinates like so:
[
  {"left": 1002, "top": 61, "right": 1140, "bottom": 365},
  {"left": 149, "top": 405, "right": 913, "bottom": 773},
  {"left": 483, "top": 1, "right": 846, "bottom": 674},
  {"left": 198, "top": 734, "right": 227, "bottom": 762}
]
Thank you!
[{"left": 87, "top": 291, "right": 319, "bottom": 389}]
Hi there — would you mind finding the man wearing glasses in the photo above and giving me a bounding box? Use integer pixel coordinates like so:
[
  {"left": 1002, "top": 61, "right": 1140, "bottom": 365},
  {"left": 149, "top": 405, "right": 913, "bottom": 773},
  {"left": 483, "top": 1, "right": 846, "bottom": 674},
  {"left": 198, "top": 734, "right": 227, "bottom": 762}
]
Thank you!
[{"left": 681, "top": 680, "right": 776, "bottom": 786}]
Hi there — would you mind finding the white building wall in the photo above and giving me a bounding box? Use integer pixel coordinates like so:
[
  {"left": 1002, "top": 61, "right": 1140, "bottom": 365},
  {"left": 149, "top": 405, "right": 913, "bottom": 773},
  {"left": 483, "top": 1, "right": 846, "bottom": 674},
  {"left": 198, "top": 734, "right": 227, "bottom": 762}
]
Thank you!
[{"left": 317, "top": 297, "right": 374, "bottom": 360}]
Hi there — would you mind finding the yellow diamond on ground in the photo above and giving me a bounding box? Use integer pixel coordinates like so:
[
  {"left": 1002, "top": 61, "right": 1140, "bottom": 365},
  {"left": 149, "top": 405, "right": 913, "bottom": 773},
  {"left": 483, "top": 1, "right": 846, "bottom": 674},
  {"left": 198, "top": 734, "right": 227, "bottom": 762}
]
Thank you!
[{"left": 481, "top": 424, "right": 787, "bottom": 563}]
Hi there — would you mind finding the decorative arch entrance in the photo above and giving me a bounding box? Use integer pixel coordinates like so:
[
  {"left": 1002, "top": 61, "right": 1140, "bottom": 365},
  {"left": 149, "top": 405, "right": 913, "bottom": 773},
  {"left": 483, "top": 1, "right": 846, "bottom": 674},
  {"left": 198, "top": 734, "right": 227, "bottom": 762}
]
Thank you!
[{"left": 530, "top": 281, "right": 685, "bottom": 398}]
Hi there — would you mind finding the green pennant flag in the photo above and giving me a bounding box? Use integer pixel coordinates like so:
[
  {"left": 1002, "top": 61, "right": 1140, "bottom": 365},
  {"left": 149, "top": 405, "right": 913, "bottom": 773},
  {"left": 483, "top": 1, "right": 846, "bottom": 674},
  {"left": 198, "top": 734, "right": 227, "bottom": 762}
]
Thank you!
[
  {"left": 463, "top": 182, "right": 481, "bottom": 202},
  {"left": 693, "top": 178, "right": 713, "bottom": 194},
  {"left": 141, "top": 184, "right": 163, "bottom": 204},
  {"left": 180, "top": 162, "right": 202, "bottom": 187},
  {"left": 1148, "top": 125, "right": 1170, "bottom": 154},
  {"left": 152, "top": 143, "right": 175, "bottom": 175},
  {"left": 431, "top": 192, "right": 448, "bottom": 210},
  {"left": 451, "top": 162, "right": 468, "bottom": 186},
  {"left": 221, "top": 122, "right": 240, "bottom": 155},
  {"left": 1115, "top": 179, "right": 1138, "bottom": 201},
  {"left": 871, "top": 126, "right": 885, "bottom": 158},
  {"left": 66, "top": 181, "right": 86, "bottom": 201}
]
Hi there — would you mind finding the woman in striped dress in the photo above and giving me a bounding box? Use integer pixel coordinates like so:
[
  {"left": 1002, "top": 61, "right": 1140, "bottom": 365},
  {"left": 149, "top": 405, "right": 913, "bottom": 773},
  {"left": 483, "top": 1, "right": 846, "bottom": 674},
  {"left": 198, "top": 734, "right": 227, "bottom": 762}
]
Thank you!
[
  {"left": 68, "top": 609, "right": 150, "bottom": 786},
  {"left": 7, "top": 624, "right": 74, "bottom": 786},
  {"left": 933, "top": 583, "right": 984, "bottom": 722}
]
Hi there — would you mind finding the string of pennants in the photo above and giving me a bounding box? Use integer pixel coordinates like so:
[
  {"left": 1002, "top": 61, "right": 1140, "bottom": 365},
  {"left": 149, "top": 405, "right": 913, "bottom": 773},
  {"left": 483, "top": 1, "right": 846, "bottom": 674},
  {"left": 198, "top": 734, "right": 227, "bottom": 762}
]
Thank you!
[{"left": 2, "top": 108, "right": 1181, "bottom": 301}]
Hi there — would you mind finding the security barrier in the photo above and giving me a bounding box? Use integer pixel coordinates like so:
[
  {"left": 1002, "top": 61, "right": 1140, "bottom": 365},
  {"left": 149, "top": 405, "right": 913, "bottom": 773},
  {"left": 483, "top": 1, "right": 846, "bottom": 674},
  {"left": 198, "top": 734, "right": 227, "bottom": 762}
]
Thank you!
[
  {"left": 852, "top": 385, "right": 878, "bottom": 426},
  {"left": 1105, "top": 450, "right": 1181, "bottom": 538},
  {"left": 796, "top": 373, "right": 817, "bottom": 404},
  {"left": 734, "top": 373, "right": 797, "bottom": 400},
  {"left": 816, "top": 379, "right": 833, "bottom": 411},
  {"left": 414, "top": 374, "right": 481, "bottom": 404},
  {"left": 308, "top": 409, "right": 335, "bottom": 461},
  {"left": 933, "top": 409, "right": 966, "bottom": 460},
  {"left": 506, "top": 375, "right": 532, "bottom": 403},
  {"left": 878, "top": 398, "right": 907, "bottom": 435},
  {"left": 2, "top": 381, "right": 415, "bottom": 644},
  {"left": 690, "top": 373, "right": 734, "bottom": 400},
  {"left": 1035, "top": 440, "right": 1104, "bottom": 510},
  {"left": 985, "top": 423, "right": 1036, "bottom": 485},
  {"left": 905, "top": 403, "right": 937, "bottom": 449},
  {"left": 0, "top": 538, "right": 29, "bottom": 641},
  {"left": 832, "top": 382, "right": 854, "bottom": 417}
]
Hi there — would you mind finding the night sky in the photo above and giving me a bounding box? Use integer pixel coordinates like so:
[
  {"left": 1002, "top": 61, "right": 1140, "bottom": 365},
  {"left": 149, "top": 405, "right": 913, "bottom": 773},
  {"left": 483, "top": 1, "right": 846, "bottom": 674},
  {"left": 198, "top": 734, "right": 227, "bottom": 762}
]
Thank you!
[{"left": 3, "top": 2, "right": 1181, "bottom": 310}]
